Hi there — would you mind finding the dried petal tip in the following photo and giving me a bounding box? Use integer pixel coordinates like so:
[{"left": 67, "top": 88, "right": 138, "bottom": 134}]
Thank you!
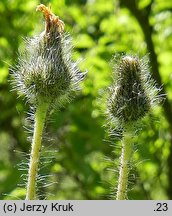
[{"left": 36, "top": 4, "right": 65, "bottom": 33}]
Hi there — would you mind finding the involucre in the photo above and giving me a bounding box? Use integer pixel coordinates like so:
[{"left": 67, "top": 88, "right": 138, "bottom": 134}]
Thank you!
[
  {"left": 108, "top": 55, "right": 159, "bottom": 124},
  {"left": 12, "top": 4, "right": 85, "bottom": 105}
]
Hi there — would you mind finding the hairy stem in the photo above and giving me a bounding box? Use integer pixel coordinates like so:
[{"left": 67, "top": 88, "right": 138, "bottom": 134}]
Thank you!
[
  {"left": 116, "top": 124, "right": 134, "bottom": 200},
  {"left": 26, "top": 101, "right": 49, "bottom": 200}
]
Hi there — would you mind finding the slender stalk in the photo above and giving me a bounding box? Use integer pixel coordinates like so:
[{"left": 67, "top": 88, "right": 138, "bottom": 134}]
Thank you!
[
  {"left": 26, "top": 101, "right": 49, "bottom": 200},
  {"left": 116, "top": 124, "right": 134, "bottom": 200}
]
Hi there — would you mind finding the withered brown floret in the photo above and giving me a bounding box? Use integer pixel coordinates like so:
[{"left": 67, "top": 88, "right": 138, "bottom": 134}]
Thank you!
[{"left": 36, "top": 4, "right": 65, "bottom": 34}]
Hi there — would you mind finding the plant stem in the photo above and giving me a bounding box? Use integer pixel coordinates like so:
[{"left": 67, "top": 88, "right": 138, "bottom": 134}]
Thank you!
[
  {"left": 26, "top": 101, "right": 49, "bottom": 200},
  {"left": 116, "top": 124, "right": 134, "bottom": 200}
]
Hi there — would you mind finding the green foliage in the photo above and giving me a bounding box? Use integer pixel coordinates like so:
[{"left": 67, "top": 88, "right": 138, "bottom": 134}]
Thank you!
[{"left": 0, "top": 0, "right": 171, "bottom": 199}]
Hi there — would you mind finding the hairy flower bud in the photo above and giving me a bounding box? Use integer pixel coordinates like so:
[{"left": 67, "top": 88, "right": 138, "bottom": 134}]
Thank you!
[
  {"left": 108, "top": 55, "right": 159, "bottom": 124},
  {"left": 12, "top": 4, "right": 85, "bottom": 105}
]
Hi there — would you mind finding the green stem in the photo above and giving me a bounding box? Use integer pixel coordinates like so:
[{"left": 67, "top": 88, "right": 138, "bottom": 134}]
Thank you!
[
  {"left": 26, "top": 101, "right": 49, "bottom": 200},
  {"left": 116, "top": 124, "right": 134, "bottom": 200}
]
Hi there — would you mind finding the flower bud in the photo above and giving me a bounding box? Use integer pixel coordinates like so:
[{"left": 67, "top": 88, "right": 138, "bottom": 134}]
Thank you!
[
  {"left": 12, "top": 4, "right": 85, "bottom": 105},
  {"left": 108, "top": 55, "right": 159, "bottom": 124}
]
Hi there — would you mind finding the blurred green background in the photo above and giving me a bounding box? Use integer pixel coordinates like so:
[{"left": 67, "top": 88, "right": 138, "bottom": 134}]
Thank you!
[{"left": 0, "top": 0, "right": 172, "bottom": 200}]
